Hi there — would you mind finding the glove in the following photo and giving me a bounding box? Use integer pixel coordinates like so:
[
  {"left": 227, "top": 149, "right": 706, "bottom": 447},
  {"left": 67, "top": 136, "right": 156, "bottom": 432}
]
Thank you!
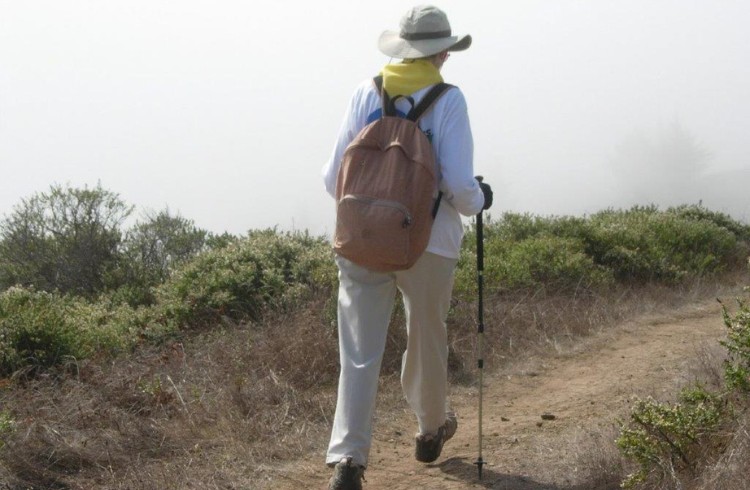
[{"left": 475, "top": 176, "right": 493, "bottom": 210}]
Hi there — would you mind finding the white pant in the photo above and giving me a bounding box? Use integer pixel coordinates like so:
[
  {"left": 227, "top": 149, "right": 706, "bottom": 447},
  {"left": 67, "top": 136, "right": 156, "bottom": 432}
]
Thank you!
[{"left": 326, "top": 252, "right": 458, "bottom": 467}]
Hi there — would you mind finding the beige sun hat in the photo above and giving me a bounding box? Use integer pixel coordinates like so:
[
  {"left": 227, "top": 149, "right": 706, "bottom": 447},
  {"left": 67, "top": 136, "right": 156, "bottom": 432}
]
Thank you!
[{"left": 378, "top": 5, "right": 472, "bottom": 59}]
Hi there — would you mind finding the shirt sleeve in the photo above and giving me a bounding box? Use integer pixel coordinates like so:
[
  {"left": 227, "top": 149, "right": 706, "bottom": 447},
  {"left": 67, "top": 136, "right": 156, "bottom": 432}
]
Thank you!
[
  {"left": 322, "top": 82, "right": 370, "bottom": 198},
  {"left": 435, "top": 89, "right": 485, "bottom": 217}
]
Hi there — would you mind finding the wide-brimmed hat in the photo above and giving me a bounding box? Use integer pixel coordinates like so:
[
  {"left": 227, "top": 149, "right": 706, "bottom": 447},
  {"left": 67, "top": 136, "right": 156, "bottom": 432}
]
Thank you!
[{"left": 378, "top": 5, "right": 472, "bottom": 59}]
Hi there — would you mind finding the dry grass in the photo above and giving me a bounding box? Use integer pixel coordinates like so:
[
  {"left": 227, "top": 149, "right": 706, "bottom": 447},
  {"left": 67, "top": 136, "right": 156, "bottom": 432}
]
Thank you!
[
  {"left": 694, "top": 410, "right": 750, "bottom": 490},
  {"left": 568, "top": 425, "right": 627, "bottom": 490},
  {"left": 0, "top": 272, "right": 747, "bottom": 489},
  {"left": 0, "top": 296, "right": 340, "bottom": 489}
]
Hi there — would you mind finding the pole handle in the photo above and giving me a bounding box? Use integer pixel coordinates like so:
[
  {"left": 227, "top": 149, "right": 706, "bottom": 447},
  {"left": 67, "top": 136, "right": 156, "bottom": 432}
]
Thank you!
[{"left": 475, "top": 175, "right": 485, "bottom": 273}]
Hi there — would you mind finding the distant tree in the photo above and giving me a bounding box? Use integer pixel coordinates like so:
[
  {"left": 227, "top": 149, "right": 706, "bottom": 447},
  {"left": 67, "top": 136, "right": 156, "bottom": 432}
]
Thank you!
[
  {"left": 612, "top": 121, "right": 711, "bottom": 207},
  {"left": 0, "top": 183, "right": 133, "bottom": 295},
  {"left": 122, "top": 208, "right": 208, "bottom": 285}
]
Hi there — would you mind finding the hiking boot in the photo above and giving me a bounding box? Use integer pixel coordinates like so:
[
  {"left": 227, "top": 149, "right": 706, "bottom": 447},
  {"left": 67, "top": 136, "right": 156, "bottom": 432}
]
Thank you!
[
  {"left": 328, "top": 457, "right": 366, "bottom": 490},
  {"left": 415, "top": 413, "right": 458, "bottom": 463}
]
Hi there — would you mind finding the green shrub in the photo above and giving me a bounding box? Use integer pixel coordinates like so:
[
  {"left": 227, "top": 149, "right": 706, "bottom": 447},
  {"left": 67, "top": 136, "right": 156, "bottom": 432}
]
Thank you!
[
  {"left": 154, "top": 229, "right": 337, "bottom": 327},
  {"left": 0, "top": 288, "right": 85, "bottom": 375},
  {"left": 0, "top": 287, "right": 131, "bottom": 376},
  {"left": 0, "top": 230, "right": 338, "bottom": 373},
  {"left": 668, "top": 204, "right": 750, "bottom": 243},
  {"left": 581, "top": 207, "right": 739, "bottom": 283},
  {"left": 616, "top": 386, "right": 724, "bottom": 488},
  {"left": 486, "top": 212, "right": 553, "bottom": 241},
  {"left": 456, "top": 232, "right": 613, "bottom": 296},
  {"left": 456, "top": 207, "right": 746, "bottom": 298},
  {"left": 83, "top": 296, "right": 176, "bottom": 347},
  {"left": 720, "top": 298, "right": 750, "bottom": 392},
  {"left": 490, "top": 212, "right": 589, "bottom": 242}
]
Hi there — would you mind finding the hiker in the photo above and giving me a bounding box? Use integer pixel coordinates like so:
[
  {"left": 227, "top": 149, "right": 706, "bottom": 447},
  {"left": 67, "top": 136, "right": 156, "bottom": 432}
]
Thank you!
[{"left": 321, "top": 5, "right": 493, "bottom": 489}]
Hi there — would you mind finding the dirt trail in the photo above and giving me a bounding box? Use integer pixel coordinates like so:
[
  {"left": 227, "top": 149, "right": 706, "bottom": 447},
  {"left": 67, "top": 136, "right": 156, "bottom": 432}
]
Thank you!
[{"left": 270, "top": 299, "right": 726, "bottom": 489}]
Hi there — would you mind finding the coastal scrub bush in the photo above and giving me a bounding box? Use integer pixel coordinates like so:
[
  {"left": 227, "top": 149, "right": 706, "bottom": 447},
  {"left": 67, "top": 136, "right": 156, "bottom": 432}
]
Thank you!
[
  {"left": 456, "top": 231, "right": 613, "bottom": 297},
  {"left": 0, "top": 230, "right": 337, "bottom": 374},
  {"left": 574, "top": 207, "right": 739, "bottom": 283},
  {"left": 668, "top": 204, "right": 750, "bottom": 243},
  {"left": 0, "top": 287, "right": 82, "bottom": 375},
  {"left": 489, "top": 212, "right": 588, "bottom": 242},
  {"left": 0, "top": 287, "right": 129, "bottom": 376},
  {"left": 153, "top": 229, "right": 336, "bottom": 327},
  {"left": 616, "top": 386, "right": 724, "bottom": 488},
  {"left": 454, "top": 206, "right": 748, "bottom": 297},
  {"left": 720, "top": 296, "right": 750, "bottom": 393}
]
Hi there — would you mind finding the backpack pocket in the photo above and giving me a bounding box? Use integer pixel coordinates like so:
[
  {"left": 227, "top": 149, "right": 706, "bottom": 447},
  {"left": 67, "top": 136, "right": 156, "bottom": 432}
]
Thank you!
[{"left": 334, "top": 194, "right": 413, "bottom": 270}]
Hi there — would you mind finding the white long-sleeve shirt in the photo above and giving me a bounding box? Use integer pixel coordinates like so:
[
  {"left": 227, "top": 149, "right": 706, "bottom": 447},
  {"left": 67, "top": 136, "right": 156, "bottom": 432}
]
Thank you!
[{"left": 322, "top": 78, "right": 485, "bottom": 259}]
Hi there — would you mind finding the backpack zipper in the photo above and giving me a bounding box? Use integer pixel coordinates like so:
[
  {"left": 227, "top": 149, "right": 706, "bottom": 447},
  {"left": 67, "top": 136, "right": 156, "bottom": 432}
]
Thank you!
[{"left": 341, "top": 194, "right": 413, "bottom": 228}]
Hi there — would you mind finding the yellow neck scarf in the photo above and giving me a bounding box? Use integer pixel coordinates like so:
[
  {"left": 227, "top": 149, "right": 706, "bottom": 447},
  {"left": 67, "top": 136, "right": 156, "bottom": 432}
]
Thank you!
[{"left": 381, "top": 60, "right": 443, "bottom": 97}]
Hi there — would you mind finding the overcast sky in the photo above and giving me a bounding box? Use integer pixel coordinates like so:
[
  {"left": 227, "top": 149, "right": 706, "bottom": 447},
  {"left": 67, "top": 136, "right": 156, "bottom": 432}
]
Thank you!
[{"left": 2, "top": 0, "right": 748, "bottom": 236}]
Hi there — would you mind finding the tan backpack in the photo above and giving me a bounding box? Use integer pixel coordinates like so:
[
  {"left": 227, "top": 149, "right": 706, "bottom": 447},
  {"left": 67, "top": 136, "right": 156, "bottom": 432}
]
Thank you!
[{"left": 334, "top": 76, "right": 453, "bottom": 272}]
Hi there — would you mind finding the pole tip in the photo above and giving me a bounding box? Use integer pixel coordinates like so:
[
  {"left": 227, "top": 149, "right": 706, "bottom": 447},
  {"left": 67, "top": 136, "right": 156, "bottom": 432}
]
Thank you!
[{"left": 474, "top": 457, "right": 485, "bottom": 480}]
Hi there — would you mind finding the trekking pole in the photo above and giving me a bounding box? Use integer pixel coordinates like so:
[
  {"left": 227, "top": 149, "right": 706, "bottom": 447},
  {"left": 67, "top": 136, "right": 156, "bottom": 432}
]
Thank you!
[{"left": 474, "top": 196, "right": 486, "bottom": 480}]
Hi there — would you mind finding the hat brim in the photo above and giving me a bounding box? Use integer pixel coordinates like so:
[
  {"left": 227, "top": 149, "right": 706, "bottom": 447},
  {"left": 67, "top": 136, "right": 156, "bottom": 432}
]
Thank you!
[{"left": 378, "top": 30, "right": 472, "bottom": 59}]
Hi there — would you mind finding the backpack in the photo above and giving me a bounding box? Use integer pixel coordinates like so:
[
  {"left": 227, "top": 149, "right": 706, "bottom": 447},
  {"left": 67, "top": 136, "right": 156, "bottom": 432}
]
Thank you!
[{"left": 333, "top": 76, "right": 453, "bottom": 272}]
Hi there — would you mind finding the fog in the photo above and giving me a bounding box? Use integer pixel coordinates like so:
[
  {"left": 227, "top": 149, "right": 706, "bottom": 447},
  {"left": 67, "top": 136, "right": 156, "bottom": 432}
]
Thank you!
[{"left": 1, "top": 0, "right": 748, "bottom": 236}]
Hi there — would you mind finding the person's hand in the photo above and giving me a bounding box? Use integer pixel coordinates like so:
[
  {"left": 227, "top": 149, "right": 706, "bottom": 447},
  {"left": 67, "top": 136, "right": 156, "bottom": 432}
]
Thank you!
[{"left": 475, "top": 176, "right": 493, "bottom": 210}]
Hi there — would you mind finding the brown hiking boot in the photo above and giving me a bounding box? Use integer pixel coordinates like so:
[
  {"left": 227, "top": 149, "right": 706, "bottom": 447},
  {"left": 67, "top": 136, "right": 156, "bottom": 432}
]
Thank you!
[
  {"left": 328, "top": 457, "right": 366, "bottom": 490},
  {"left": 415, "top": 413, "right": 458, "bottom": 463}
]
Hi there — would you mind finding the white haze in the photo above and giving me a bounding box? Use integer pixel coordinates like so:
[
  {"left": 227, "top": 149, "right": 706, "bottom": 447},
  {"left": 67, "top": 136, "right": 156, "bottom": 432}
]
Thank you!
[{"left": 1, "top": 0, "right": 748, "bottom": 237}]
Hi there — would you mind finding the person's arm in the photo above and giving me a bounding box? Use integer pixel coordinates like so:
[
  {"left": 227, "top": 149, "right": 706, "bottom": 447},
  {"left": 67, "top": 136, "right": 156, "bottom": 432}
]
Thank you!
[{"left": 435, "top": 89, "right": 485, "bottom": 216}]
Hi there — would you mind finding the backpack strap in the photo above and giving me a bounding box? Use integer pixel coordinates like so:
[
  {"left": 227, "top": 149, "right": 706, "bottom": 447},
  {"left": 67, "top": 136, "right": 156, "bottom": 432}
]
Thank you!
[
  {"left": 431, "top": 192, "right": 443, "bottom": 219},
  {"left": 373, "top": 75, "right": 384, "bottom": 94},
  {"left": 373, "top": 75, "right": 393, "bottom": 117},
  {"left": 407, "top": 82, "right": 454, "bottom": 122},
  {"left": 372, "top": 75, "right": 390, "bottom": 116}
]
